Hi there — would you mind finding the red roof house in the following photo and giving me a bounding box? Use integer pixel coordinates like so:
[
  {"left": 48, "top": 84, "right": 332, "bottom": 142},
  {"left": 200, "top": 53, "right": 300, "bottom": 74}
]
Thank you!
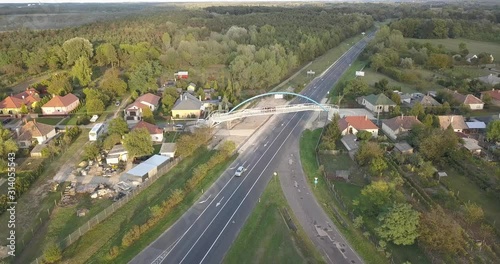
[
  {"left": 338, "top": 116, "right": 379, "bottom": 137},
  {"left": 132, "top": 121, "right": 164, "bottom": 142},
  {"left": 41, "top": 93, "right": 80, "bottom": 115}
]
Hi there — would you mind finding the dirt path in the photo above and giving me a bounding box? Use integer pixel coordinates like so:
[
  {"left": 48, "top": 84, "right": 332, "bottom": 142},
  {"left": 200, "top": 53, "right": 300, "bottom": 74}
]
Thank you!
[{"left": 7, "top": 71, "right": 63, "bottom": 93}]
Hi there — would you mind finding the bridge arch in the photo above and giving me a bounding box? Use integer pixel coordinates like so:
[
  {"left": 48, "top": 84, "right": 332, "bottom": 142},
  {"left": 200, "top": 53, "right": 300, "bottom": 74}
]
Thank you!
[{"left": 229, "top": 92, "right": 329, "bottom": 113}]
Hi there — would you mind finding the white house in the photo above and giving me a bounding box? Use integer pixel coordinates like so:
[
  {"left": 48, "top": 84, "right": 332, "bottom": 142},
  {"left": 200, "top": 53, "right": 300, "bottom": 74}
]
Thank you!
[
  {"left": 123, "top": 93, "right": 161, "bottom": 124},
  {"left": 132, "top": 121, "right": 164, "bottom": 142},
  {"left": 41, "top": 93, "right": 80, "bottom": 115},
  {"left": 338, "top": 116, "right": 379, "bottom": 137},
  {"left": 159, "top": 143, "right": 176, "bottom": 159},
  {"left": 381, "top": 116, "right": 422, "bottom": 140},
  {"left": 106, "top": 144, "right": 128, "bottom": 165},
  {"left": 16, "top": 120, "right": 57, "bottom": 148}
]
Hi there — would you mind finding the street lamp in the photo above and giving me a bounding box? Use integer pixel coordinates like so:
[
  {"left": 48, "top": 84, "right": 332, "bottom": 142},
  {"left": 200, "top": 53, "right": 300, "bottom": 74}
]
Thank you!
[{"left": 273, "top": 172, "right": 277, "bottom": 183}]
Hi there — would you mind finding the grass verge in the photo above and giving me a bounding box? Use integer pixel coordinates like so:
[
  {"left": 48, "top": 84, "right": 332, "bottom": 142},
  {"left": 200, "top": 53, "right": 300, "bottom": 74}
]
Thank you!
[
  {"left": 224, "top": 173, "right": 325, "bottom": 264},
  {"left": 35, "top": 117, "right": 64, "bottom": 125},
  {"left": 300, "top": 129, "right": 388, "bottom": 264},
  {"left": 61, "top": 148, "right": 236, "bottom": 263}
]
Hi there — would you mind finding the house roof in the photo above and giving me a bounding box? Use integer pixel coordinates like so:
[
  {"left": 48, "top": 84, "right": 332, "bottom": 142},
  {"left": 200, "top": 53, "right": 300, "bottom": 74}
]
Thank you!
[
  {"left": 338, "top": 116, "right": 378, "bottom": 132},
  {"left": 462, "top": 138, "right": 482, "bottom": 151},
  {"left": 143, "top": 154, "right": 169, "bottom": 167},
  {"left": 172, "top": 92, "right": 203, "bottom": 111},
  {"left": 127, "top": 163, "right": 156, "bottom": 177},
  {"left": 382, "top": 116, "right": 422, "bottom": 131},
  {"left": 109, "top": 144, "right": 128, "bottom": 155},
  {"left": 466, "top": 121, "right": 486, "bottom": 129},
  {"left": 481, "top": 89, "right": 500, "bottom": 101},
  {"left": 478, "top": 74, "right": 500, "bottom": 86},
  {"left": 0, "top": 96, "right": 24, "bottom": 109},
  {"left": 437, "top": 115, "right": 468, "bottom": 130},
  {"left": 132, "top": 121, "right": 163, "bottom": 135},
  {"left": 18, "top": 120, "right": 55, "bottom": 141},
  {"left": 14, "top": 88, "right": 39, "bottom": 99},
  {"left": 416, "top": 95, "right": 441, "bottom": 106},
  {"left": 160, "top": 143, "right": 176, "bottom": 153},
  {"left": 395, "top": 142, "right": 413, "bottom": 152},
  {"left": 444, "top": 89, "right": 483, "bottom": 105},
  {"left": 136, "top": 93, "right": 160, "bottom": 106},
  {"left": 363, "top": 93, "right": 396, "bottom": 106},
  {"left": 42, "top": 93, "right": 79, "bottom": 108}
]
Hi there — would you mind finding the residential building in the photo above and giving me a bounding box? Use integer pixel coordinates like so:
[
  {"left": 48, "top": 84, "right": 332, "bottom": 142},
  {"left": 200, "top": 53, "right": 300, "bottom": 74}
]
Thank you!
[
  {"left": 437, "top": 115, "right": 468, "bottom": 132},
  {"left": 358, "top": 93, "right": 396, "bottom": 113},
  {"left": 0, "top": 88, "right": 40, "bottom": 114},
  {"left": 123, "top": 93, "right": 161, "bottom": 123},
  {"left": 172, "top": 93, "right": 204, "bottom": 119},
  {"left": 461, "top": 138, "right": 482, "bottom": 155},
  {"left": 338, "top": 116, "right": 379, "bottom": 137},
  {"left": 478, "top": 74, "right": 500, "bottom": 86},
  {"left": 481, "top": 89, "right": 500, "bottom": 106},
  {"left": 174, "top": 71, "right": 188, "bottom": 80},
  {"left": 394, "top": 142, "right": 414, "bottom": 154},
  {"left": 444, "top": 89, "right": 484, "bottom": 110},
  {"left": 414, "top": 95, "right": 441, "bottom": 107},
  {"left": 132, "top": 121, "right": 164, "bottom": 142},
  {"left": 160, "top": 143, "right": 176, "bottom": 159},
  {"left": 187, "top": 83, "right": 196, "bottom": 93},
  {"left": 16, "top": 120, "right": 56, "bottom": 148},
  {"left": 106, "top": 144, "right": 128, "bottom": 165},
  {"left": 41, "top": 93, "right": 80, "bottom": 115},
  {"left": 381, "top": 116, "right": 422, "bottom": 140}
]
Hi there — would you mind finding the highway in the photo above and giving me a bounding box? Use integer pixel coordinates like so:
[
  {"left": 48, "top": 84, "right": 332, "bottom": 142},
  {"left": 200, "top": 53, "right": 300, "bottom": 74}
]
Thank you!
[{"left": 130, "top": 32, "right": 374, "bottom": 264}]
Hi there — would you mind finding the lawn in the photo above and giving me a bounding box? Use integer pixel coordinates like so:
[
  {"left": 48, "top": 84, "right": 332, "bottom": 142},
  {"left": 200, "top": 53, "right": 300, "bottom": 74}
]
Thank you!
[
  {"left": 35, "top": 117, "right": 64, "bottom": 125},
  {"left": 299, "top": 129, "right": 388, "bottom": 264},
  {"left": 224, "top": 173, "right": 324, "bottom": 264},
  {"left": 163, "top": 131, "right": 179, "bottom": 143},
  {"left": 441, "top": 167, "right": 500, "bottom": 231},
  {"left": 4, "top": 130, "right": 89, "bottom": 263},
  {"left": 407, "top": 38, "right": 500, "bottom": 62},
  {"left": 60, "top": 105, "right": 87, "bottom": 125},
  {"left": 152, "top": 143, "right": 162, "bottom": 154},
  {"left": 285, "top": 34, "right": 365, "bottom": 92},
  {"left": 61, "top": 148, "right": 237, "bottom": 263}
]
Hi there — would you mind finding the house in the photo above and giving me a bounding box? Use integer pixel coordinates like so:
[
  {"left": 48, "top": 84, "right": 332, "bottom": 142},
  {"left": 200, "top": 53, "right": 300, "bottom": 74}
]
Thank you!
[
  {"left": 478, "top": 74, "right": 500, "bottom": 86},
  {"left": 358, "top": 94, "right": 396, "bottom": 113},
  {"left": 132, "top": 121, "right": 164, "bottom": 142},
  {"left": 413, "top": 95, "right": 441, "bottom": 107},
  {"left": 187, "top": 83, "right": 196, "bottom": 93},
  {"left": 437, "top": 115, "right": 468, "bottom": 132},
  {"left": 160, "top": 143, "right": 176, "bottom": 159},
  {"left": 123, "top": 93, "right": 161, "bottom": 123},
  {"left": 465, "top": 121, "right": 486, "bottom": 132},
  {"left": 174, "top": 71, "right": 188, "bottom": 80},
  {"left": 16, "top": 120, "right": 56, "bottom": 148},
  {"left": 338, "top": 116, "right": 378, "bottom": 137},
  {"left": 41, "top": 93, "right": 80, "bottom": 115},
  {"left": 394, "top": 142, "right": 413, "bottom": 154},
  {"left": 171, "top": 93, "right": 204, "bottom": 119},
  {"left": 0, "top": 88, "right": 40, "bottom": 114},
  {"left": 381, "top": 116, "right": 422, "bottom": 140},
  {"left": 340, "top": 134, "right": 359, "bottom": 152},
  {"left": 481, "top": 89, "right": 500, "bottom": 106},
  {"left": 106, "top": 144, "right": 128, "bottom": 165},
  {"left": 444, "top": 89, "right": 484, "bottom": 110},
  {"left": 462, "top": 138, "right": 482, "bottom": 155}
]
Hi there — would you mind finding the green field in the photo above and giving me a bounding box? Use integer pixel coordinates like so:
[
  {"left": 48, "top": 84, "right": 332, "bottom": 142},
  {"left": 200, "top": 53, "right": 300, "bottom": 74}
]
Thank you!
[
  {"left": 35, "top": 117, "right": 64, "bottom": 125},
  {"left": 60, "top": 105, "right": 87, "bottom": 126},
  {"left": 224, "top": 175, "right": 324, "bottom": 264},
  {"left": 408, "top": 38, "right": 500, "bottom": 61},
  {"left": 61, "top": 148, "right": 236, "bottom": 263}
]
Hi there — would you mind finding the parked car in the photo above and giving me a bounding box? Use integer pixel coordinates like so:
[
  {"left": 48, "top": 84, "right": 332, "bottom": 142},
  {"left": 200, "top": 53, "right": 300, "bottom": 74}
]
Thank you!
[
  {"left": 174, "top": 124, "right": 184, "bottom": 130},
  {"left": 1, "top": 118, "right": 12, "bottom": 125}
]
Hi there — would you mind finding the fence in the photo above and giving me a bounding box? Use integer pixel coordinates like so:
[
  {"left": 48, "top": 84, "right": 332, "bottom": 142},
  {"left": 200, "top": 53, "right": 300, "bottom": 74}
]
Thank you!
[{"left": 31, "top": 158, "right": 181, "bottom": 264}]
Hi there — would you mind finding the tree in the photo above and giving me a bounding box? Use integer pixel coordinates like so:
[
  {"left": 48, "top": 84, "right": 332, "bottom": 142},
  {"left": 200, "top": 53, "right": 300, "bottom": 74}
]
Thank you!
[
  {"left": 20, "top": 103, "right": 28, "bottom": 114},
  {"left": 71, "top": 56, "right": 92, "bottom": 87},
  {"left": 409, "top": 102, "right": 425, "bottom": 120},
  {"left": 0, "top": 125, "right": 19, "bottom": 170},
  {"left": 370, "top": 157, "right": 388, "bottom": 176},
  {"left": 108, "top": 118, "right": 129, "bottom": 136},
  {"left": 400, "top": 57, "right": 414, "bottom": 69},
  {"left": 161, "top": 87, "right": 178, "bottom": 114},
  {"left": 356, "top": 130, "right": 373, "bottom": 141},
  {"left": 101, "top": 68, "right": 127, "bottom": 97},
  {"left": 142, "top": 107, "right": 155, "bottom": 124},
  {"left": 463, "top": 202, "right": 484, "bottom": 225},
  {"left": 83, "top": 143, "right": 100, "bottom": 161},
  {"left": 86, "top": 98, "right": 105, "bottom": 115},
  {"left": 320, "top": 114, "right": 341, "bottom": 150},
  {"left": 123, "top": 128, "right": 153, "bottom": 158},
  {"left": 486, "top": 120, "right": 500, "bottom": 142},
  {"left": 374, "top": 78, "right": 389, "bottom": 93},
  {"left": 43, "top": 243, "right": 62, "bottom": 263},
  {"left": 103, "top": 133, "right": 122, "bottom": 150},
  {"left": 343, "top": 78, "right": 370, "bottom": 98},
  {"left": 47, "top": 74, "right": 72, "bottom": 95},
  {"left": 427, "top": 54, "right": 452, "bottom": 70},
  {"left": 417, "top": 161, "right": 435, "bottom": 179},
  {"left": 419, "top": 208, "right": 466, "bottom": 254},
  {"left": 458, "top": 42, "right": 469, "bottom": 57},
  {"left": 128, "top": 61, "right": 160, "bottom": 94},
  {"left": 376, "top": 203, "right": 420, "bottom": 245},
  {"left": 62, "top": 37, "right": 93, "bottom": 66},
  {"left": 95, "top": 43, "right": 118, "bottom": 67},
  {"left": 359, "top": 180, "right": 403, "bottom": 216},
  {"left": 356, "top": 142, "right": 384, "bottom": 166}
]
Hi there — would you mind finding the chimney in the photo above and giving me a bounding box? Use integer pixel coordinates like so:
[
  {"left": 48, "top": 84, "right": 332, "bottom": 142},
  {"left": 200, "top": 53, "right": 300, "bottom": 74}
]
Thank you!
[{"left": 365, "top": 115, "right": 367, "bottom": 120}]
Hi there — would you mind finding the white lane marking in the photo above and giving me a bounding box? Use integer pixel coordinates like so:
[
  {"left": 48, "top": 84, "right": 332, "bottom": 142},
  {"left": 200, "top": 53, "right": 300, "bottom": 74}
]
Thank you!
[
  {"left": 215, "top": 197, "right": 224, "bottom": 207},
  {"left": 199, "top": 110, "right": 306, "bottom": 264},
  {"left": 198, "top": 195, "right": 212, "bottom": 204},
  {"left": 176, "top": 112, "right": 302, "bottom": 264}
]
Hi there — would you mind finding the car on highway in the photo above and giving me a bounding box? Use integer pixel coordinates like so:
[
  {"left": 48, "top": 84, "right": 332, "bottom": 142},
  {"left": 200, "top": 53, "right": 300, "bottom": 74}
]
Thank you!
[{"left": 234, "top": 166, "right": 245, "bottom": 177}]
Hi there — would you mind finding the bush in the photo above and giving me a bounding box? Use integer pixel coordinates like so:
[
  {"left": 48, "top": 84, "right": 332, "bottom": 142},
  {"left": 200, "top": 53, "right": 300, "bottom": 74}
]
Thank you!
[{"left": 43, "top": 243, "right": 62, "bottom": 263}]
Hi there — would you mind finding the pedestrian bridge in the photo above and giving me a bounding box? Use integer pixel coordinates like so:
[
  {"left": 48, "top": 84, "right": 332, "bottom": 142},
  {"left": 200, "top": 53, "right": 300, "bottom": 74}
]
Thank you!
[{"left": 207, "top": 103, "right": 339, "bottom": 124}]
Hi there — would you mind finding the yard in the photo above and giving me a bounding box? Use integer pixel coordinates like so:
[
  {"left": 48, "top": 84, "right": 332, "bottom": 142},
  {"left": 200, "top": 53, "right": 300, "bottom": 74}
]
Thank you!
[
  {"left": 407, "top": 38, "right": 500, "bottom": 62},
  {"left": 61, "top": 148, "right": 237, "bottom": 263},
  {"left": 35, "top": 117, "right": 64, "bottom": 126},
  {"left": 224, "top": 175, "right": 324, "bottom": 264},
  {"left": 59, "top": 105, "right": 87, "bottom": 126}
]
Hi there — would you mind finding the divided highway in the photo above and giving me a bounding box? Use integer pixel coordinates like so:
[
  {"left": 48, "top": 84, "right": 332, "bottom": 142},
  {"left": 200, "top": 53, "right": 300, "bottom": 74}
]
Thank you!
[{"left": 130, "top": 32, "right": 374, "bottom": 264}]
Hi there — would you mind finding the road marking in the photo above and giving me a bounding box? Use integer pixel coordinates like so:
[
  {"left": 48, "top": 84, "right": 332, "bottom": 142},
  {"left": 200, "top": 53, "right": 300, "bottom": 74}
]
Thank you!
[
  {"left": 198, "top": 111, "right": 306, "bottom": 264},
  {"left": 198, "top": 195, "right": 212, "bottom": 204},
  {"left": 177, "top": 112, "right": 303, "bottom": 264},
  {"left": 215, "top": 197, "right": 224, "bottom": 207}
]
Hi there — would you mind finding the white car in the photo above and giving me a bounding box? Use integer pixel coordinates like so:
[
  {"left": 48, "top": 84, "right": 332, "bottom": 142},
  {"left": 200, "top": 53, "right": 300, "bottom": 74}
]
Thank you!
[{"left": 234, "top": 166, "right": 245, "bottom": 177}]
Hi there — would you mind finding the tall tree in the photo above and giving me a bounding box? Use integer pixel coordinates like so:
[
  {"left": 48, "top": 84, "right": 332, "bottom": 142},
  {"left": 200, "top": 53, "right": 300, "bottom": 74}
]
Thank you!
[
  {"left": 376, "top": 203, "right": 420, "bottom": 245},
  {"left": 320, "top": 114, "right": 341, "bottom": 150},
  {"left": 71, "top": 56, "right": 92, "bottom": 87},
  {"left": 358, "top": 180, "right": 403, "bottom": 216},
  {"left": 123, "top": 128, "right": 153, "bottom": 158},
  {"left": 419, "top": 208, "right": 466, "bottom": 254},
  {"left": 108, "top": 118, "right": 129, "bottom": 136},
  {"left": 486, "top": 120, "right": 500, "bottom": 142},
  {"left": 62, "top": 37, "right": 93, "bottom": 66},
  {"left": 95, "top": 43, "right": 118, "bottom": 67},
  {"left": 101, "top": 68, "right": 127, "bottom": 97},
  {"left": 47, "top": 74, "right": 72, "bottom": 95}
]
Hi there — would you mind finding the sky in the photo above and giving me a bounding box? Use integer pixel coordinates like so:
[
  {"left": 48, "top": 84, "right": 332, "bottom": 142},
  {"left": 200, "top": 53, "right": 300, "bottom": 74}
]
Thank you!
[{"left": 1, "top": 0, "right": 321, "bottom": 3}]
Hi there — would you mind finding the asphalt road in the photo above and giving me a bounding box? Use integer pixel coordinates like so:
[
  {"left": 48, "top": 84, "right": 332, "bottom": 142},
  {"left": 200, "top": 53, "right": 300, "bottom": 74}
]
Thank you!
[{"left": 130, "top": 32, "right": 374, "bottom": 264}]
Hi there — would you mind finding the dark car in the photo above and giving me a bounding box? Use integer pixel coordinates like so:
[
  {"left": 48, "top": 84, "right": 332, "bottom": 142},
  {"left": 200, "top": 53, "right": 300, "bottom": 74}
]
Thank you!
[
  {"left": 2, "top": 118, "right": 12, "bottom": 125},
  {"left": 113, "top": 192, "right": 126, "bottom": 201}
]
